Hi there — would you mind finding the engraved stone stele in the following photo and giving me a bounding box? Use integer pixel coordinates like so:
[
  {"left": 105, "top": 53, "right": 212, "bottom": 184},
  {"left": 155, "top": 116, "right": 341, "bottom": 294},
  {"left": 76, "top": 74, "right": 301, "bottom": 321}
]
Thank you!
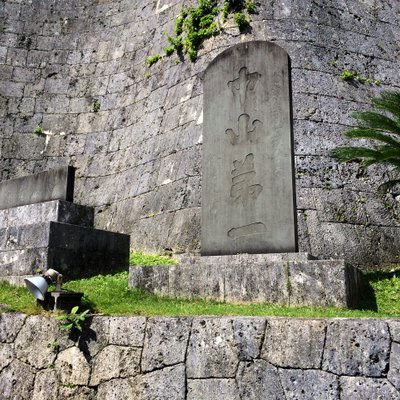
[{"left": 202, "top": 41, "right": 298, "bottom": 255}]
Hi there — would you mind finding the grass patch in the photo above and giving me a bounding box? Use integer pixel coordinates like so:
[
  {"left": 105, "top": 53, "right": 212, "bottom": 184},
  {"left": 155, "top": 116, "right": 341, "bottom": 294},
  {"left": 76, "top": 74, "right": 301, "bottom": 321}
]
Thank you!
[
  {"left": 1, "top": 253, "right": 399, "bottom": 318},
  {"left": 129, "top": 251, "right": 176, "bottom": 266}
]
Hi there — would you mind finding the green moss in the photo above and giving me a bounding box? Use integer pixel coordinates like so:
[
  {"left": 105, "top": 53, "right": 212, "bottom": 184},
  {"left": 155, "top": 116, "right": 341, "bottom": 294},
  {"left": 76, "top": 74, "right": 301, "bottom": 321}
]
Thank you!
[
  {"left": 33, "top": 125, "right": 45, "bottom": 136},
  {"left": 91, "top": 99, "right": 100, "bottom": 113},
  {"left": 233, "top": 11, "right": 249, "bottom": 31},
  {"left": 146, "top": 54, "right": 162, "bottom": 66}
]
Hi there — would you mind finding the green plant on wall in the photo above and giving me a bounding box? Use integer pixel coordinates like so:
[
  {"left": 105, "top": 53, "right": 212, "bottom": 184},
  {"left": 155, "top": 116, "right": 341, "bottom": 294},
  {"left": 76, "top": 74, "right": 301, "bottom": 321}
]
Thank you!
[
  {"left": 55, "top": 306, "right": 90, "bottom": 333},
  {"left": 33, "top": 125, "right": 45, "bottom": 136},
  {"left": 339, "top": 69, "right": 380, "bottom": 86},
  {"left": 146, "top": 0, "right": 256, "bottom": 65},
  {"left": 91, "top": 99, "right": 101, "bottom": 113},
  {"left": 331, "top": 91, "right": 400, "bottom": 191}
]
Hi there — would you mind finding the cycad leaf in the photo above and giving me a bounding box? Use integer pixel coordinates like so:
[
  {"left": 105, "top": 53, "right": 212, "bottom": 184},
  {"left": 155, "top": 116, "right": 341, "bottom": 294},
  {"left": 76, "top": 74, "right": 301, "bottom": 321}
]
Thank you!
[
  {"left": 372, "top": 91, "right": 400, "bottom": 120},
  {"left": 344, "top": 128, "right": 400, "bottom": 148},
  {"left": 330, "top": 146, "right": 381, "bottom": 162},
  {"left": 351, "top": 111, "right": 400, "bottom": 135}
]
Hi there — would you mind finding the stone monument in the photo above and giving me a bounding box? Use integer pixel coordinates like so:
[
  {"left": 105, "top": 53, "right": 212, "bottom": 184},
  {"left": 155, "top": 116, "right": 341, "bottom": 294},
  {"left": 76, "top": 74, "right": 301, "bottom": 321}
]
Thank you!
[
  {"left": 129, "top": 41, "right": 362, "bottom": 308},
  {"left": 202, "top": 40, "right": 297, "bottom": 255}
]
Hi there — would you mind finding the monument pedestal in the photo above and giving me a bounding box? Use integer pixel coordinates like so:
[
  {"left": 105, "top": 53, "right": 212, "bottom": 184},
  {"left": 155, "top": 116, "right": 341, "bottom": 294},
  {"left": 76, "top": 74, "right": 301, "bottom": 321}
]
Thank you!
[{"left": 129, "top": 253, "right": 362, "bottom": 308}]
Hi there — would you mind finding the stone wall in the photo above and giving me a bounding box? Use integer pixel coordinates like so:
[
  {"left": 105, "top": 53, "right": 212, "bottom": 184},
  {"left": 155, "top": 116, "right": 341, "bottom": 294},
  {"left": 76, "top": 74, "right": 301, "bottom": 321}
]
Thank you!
[
  {"left": 1, "top": 0, "right": 400, "bottom": 267},
  {"left": 0, "top": 313, "right": 399, "bottom": 399}
]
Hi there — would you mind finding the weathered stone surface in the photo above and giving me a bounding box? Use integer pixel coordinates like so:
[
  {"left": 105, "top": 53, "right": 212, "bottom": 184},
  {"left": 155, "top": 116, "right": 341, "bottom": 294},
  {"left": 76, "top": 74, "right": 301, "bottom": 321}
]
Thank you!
[
  {"left": 279, "top": 369, "right": 339, "bottom": 399},
  {"left": 262, "top": 318, "right": 326, "bottom": 368},
  {"left": 55, "top": 347, "right": 91, "bottom": 386},
  {"left": 109, "top": 316, "right": 146, "bottom": 346},
  {"left": 58, "top": 386, "right": 96, "bottom": 400},
  {"left": 0, "top": 220, "right": 130, "bottom": 279},
  {"left": 388, "top": 320, "right": 400, "bottom": 343},
  {"left": 388, "top": 342, "right": 400, "bottom": 390},
  {"left": 233, "top": 317, "right": 266, "bottom": 361},
  {"left": 322, "top": 320, "right": 391, "bottom": 376},
  {"left": 1, "top": 314, "right": 400, "bottom": 398},
  {"left": 0, "top": 312, "right": 25, "bottom": 342},
  {"left": 187, "top": 378, "right": 239, "bottom": 400},
  {"left": 187, "top": 318, "right": 239, "bottom": 378},
  {"left": 0, "top": 343, "right": 14, "bottom": 371},
  {"left": 288, "top": 260, "right": 361, "bottom": 308},
  {"left": 0, "top": 200, "right": 94, "bottom": 229},
  {"left": 2, "top": 0, "right": 400, "bottom": 266},
  {"left": 129, "top": 253, "right": 361, "bottom": 308},
  {"left": 14, "top": 315, "right": 59, "bottom": 369},
  {"left": 80, "top": 315, "right": 110, "bottom": 358},
  {"left": 237, "top": 360, "right": 285, "bottom": 399},
  {"left": 0, "top": 166, "right": 75, "bottom": 210},
  {"left": 89, "top": 345, "right": 141, "bottom": 385},
  {"left": 132, "top": 364, "right": 186, "bottom": 400},
  {"left": 96, "top": 378, "right": 136, "bottom": 400},
  {"left": 202, "top": 41, "right": 297, "bottom": 256},
  {"left": 142, "top": 317, "right": 192, "bottom": 372},
  {"left": 32, "top": 369, "right": 59, "bottom": 400},
  {"left": 0, "top": 360, "right": 35, "bottom": 400},
  {"left": 340, "top": 377, "right": 400, "bottom": 400}
]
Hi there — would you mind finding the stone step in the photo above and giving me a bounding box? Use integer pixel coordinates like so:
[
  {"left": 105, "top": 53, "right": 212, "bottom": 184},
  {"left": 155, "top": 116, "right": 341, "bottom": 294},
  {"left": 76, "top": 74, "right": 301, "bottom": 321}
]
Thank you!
[
  {"left": 0, "top": 221, "right": 130, "bottom": 280},
  {"left": 0, "top": 200, "right": 94, "bottom": 229}
]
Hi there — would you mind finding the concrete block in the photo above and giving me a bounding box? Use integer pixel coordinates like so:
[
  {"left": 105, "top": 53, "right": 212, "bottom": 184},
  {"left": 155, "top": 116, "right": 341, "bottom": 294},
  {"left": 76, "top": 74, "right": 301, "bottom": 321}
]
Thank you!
[
  {"left": 0, "top": 221, "right": 130, "bottom": 280},
  {"left": 0, "top": 166, "right": 75, "bottom": 210}
]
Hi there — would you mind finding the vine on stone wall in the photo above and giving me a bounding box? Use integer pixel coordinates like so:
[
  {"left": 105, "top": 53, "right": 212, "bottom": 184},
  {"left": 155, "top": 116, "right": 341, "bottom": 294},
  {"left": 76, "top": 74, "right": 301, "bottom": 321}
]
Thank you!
[{"left": 146, "top": 0, "right": 256, "bottom": 66}]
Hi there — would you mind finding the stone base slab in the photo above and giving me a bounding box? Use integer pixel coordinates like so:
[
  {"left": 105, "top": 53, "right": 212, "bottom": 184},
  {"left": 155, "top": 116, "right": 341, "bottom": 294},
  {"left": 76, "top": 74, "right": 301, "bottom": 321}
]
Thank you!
[{"left": 129, "top": 253, "right": 362, "bottom": 308}]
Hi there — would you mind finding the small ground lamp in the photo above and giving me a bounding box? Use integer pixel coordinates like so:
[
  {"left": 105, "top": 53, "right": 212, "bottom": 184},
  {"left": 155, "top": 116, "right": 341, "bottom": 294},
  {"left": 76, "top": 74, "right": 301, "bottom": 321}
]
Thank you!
[{"left": 24, "top": 269, "right": 83, "bottom": 312}]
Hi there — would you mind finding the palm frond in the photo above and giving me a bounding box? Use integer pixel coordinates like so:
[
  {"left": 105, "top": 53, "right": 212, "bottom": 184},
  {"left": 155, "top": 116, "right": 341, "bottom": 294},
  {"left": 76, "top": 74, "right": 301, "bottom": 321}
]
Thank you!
[
  {"left": 330, "top": 146, "right": 382, "bottom": 162},
  {"left": 351, "top": 111, "right": 400, "bottom": 135},
  {"left": 371, "top": 91, "right": 400, "bottom": 119},
  {"left": 344, "top": 128, "right": 400, "bottom": 148}
]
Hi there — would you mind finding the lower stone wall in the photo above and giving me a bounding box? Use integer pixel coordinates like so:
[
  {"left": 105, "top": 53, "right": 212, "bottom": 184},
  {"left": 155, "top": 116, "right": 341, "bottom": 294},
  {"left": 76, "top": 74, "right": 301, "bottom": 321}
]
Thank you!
[{"left": 1, "top": 313, "right": 399, "bottom": 399}]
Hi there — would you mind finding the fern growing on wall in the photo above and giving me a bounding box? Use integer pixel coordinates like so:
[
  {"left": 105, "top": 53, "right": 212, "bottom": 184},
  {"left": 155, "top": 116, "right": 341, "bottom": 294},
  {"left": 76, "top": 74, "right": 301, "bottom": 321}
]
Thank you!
[{"left": 146, "top": 0, "right": 256, "bottom": 65}]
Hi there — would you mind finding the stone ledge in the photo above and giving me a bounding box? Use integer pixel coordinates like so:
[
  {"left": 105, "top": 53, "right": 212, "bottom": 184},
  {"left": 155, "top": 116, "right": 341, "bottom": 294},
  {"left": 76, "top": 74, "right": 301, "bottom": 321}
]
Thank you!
[
  {"left": 129, "top": 253, "right": 362, "bottom": 308},
  {"left": 0, "top": 200, "right": 94, "bottom": 229},
  {"left": 0, "top": 166, "right": 75, "bottom": 210}
]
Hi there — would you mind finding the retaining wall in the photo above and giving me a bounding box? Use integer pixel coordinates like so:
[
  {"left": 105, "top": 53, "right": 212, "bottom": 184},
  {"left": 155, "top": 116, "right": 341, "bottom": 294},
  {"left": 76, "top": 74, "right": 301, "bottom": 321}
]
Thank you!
[
  {"left": 1, "top": 0, "right": 400, "bottom": 266},
  {"left": 0, "top": 313, "right": 400, "bottom": 399}
]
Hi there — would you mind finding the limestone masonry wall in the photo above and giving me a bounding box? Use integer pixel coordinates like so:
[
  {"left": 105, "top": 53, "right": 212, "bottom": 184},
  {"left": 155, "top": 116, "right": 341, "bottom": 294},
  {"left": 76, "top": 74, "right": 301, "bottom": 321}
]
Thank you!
[
  {"left": 1, "top": 0, "right": 400, "bottom": 266},
  {"left": 0, "top": 313, "right": 399, "bottom": 399}
]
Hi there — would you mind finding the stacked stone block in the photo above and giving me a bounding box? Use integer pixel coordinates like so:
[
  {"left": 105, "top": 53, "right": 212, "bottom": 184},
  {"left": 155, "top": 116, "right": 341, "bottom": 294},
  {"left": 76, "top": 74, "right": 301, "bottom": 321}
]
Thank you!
[
  {"left": 1, "top": 0, "right": 400, "bottom": 267},
  {"left": 0, "top": 200, "right": 129, "bottom": 282},
  {"left": 0, "top": 313, "right": 399, "bottom": 399}
]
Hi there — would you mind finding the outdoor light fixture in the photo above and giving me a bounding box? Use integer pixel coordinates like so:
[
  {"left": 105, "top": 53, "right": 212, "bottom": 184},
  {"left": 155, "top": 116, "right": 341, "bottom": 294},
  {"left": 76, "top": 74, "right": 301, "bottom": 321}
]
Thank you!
[
  {"left": 24, "top": 269, "right": 83, "bottom": 312},
  {"left": 24, "top": 268, "right": 62, "bottom": 301}
]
